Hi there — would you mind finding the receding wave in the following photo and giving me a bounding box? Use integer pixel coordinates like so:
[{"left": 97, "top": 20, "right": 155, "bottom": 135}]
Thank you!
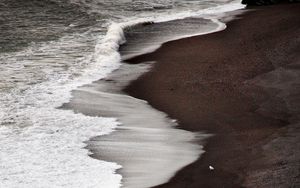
[{"left": 0, "top": 1, "right": 245, "bottom": 188}]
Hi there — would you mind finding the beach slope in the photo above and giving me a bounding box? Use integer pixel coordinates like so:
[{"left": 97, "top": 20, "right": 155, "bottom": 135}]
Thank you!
[{"left": 125, "top": 4, "right": 300, "bottom": 188}]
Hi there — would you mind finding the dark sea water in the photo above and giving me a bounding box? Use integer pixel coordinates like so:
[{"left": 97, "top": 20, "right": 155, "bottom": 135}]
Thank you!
[{"left": 0, "top": 0, "right": 244, "bottom": 187}]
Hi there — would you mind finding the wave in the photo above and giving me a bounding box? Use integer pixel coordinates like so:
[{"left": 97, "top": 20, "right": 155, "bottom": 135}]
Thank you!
[
  {"left": 0, "top": 1, "right": 245, "bottom": 188},
  {"left": 0, "top": 31, "right": 123, "bottom": 187}
]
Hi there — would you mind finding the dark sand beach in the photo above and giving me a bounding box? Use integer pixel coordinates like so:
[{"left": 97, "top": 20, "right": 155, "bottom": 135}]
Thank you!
[{"left": 125, "top": 3, "right": 300, "bottom": 188}]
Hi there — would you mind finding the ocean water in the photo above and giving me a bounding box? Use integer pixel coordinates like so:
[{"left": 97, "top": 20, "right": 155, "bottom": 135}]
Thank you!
[{"left": 0, "top": 0, "right": 244, "bottom": 187}]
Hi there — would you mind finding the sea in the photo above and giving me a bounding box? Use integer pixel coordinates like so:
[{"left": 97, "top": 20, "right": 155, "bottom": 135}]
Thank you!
[{"left": 0, "top": 0, "right": 244, "bottom": 188}]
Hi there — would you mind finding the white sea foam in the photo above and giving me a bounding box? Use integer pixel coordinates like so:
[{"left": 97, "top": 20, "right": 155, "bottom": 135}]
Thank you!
[
  {"left": 0, "top": 1, "right": 245, "bottom": 187},
  {"left": 0, "top": 113, "right": 121, "bottom": 188},
  {"left": 0, "top": 25, "right": 126, "bottom": 187}
]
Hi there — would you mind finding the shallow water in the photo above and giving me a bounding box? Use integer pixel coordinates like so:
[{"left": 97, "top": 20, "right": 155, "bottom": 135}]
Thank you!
[
  {"left": 0, "top": 0, "right": 245, "bottom": 187},
  {"left": 63, "top": 62, "right": 207, "bottom": 188},
  {"left": 62, "top": 17, "right": 227, "bottom": 188}
]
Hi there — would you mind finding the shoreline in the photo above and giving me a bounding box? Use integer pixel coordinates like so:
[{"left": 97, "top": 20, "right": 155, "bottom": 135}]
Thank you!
[
  {"left": 63, "top": 61, "right": 204, "bottom": 188},
  {"left": 124, "top": 4, "right": 300, "bottom": 187},
  {"left": 63, "top": 9, "right": 245, "bottom": 188}
]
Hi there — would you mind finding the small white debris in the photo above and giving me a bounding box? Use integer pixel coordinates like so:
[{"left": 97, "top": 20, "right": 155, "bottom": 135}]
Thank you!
[
  {"left": 69, "top": 23, "right": 77, "bottom": 27},
  {"left": 209, "top": 165, "right": 214, "bottom": 170}
]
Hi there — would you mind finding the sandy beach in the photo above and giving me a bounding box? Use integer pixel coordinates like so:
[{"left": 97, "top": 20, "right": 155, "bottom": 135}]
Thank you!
[
  {"left": 125, "top": 3, "right": 300, "bottom": 188},
  {"left": 2, "top": 1, "right": 299, "bottom": 187}
]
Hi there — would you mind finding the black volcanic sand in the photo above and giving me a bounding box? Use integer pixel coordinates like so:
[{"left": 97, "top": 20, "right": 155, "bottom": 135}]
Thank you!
[{"left": 124, "top": 4, "right": 300, "bottom": 188}]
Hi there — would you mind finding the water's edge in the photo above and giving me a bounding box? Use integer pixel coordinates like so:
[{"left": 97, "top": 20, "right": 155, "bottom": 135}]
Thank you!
[
  {"left": 63, "top": 9, "right": 245, "bottom": 188},
  {"left": 0, "top": 2, "right": 246, "bottom": 188}
]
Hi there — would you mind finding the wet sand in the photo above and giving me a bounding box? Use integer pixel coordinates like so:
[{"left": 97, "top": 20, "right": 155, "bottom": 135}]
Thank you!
[
  {"left": 125, "top": 4, "right": 300, "bottom": 188},
  {"left": 62, "top": 16, "right": 233, "bottom": 188},
  {"left": 63, "top": 62, "right": 204, "bottom": 188}
]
